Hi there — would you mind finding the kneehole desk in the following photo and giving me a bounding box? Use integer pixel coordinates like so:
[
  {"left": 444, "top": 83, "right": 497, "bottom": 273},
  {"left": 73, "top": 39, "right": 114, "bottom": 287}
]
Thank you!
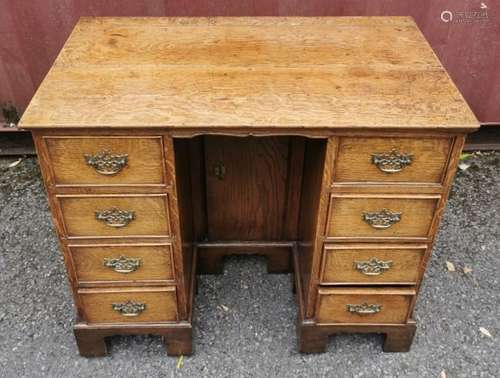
[{"left": 19, "top": 16, "right": 478, "bottom": 356}]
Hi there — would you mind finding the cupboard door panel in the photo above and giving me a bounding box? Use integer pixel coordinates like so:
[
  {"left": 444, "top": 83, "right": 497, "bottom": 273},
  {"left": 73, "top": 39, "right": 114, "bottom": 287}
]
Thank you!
[{"left": 204, "top": 136, "right": 289, "bottom": 240}]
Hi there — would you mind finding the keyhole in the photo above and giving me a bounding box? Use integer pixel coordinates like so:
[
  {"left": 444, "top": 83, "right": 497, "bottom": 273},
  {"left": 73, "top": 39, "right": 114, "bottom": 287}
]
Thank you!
[{"left": 213, "top": 163, "right": 226, "bottom": 180}]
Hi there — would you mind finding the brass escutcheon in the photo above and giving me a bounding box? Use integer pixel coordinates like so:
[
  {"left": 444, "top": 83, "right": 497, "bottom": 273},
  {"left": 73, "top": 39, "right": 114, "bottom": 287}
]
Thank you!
[
  {"left": 354, "top": 258, "right": 393, "bottom": 276},
  {"left": 213, "top": 162, "right": 226, "bottom": 180},
  {"left": 371, "top": 149, "right": 413, "bottom": 173},
  {"left": 112, "top": 300, "right": 146, "bottom": 317},
  {"left": 104, "top": 256, "right": 141, "bottom": 273},
  {"left": 84, "top": 150, "right": 128, "bottom": 175},
  {"left": 95, "top": 208, "right": 135, "bottom": 228},
  {"left": 346, "top": 302, "right": 382, "bottom": 315},
  {"left": 362, "top": 208, "right": 401, "bottom": 229}
]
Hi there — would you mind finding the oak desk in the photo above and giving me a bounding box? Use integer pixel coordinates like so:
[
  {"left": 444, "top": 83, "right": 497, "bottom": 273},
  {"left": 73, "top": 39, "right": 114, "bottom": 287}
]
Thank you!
[{"left": 19, "top": 17, "right": 479, "bottom": 356}]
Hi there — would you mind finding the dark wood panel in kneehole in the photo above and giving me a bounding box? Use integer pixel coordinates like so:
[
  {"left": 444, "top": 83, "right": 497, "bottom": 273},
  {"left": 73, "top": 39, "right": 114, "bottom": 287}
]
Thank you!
[{"left": 204, "top": 136, "right": 290, "bottom": 241}]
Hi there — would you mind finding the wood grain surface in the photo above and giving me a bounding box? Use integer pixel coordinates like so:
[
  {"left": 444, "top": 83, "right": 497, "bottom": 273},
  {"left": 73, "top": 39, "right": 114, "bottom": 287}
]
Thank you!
[
  {"left": 320, "top": 244, "right": 426, "bottom": 284},
  {"left": 44, "top": 136, "right": 165, "bottom": 186},
  {"left": 4, "top": 3, "right": 499, "bottom": 126},
  {"left": 205, "top": 136, "right": 289, "bottom": 240},
  {"left": 78, "top": 286, "right": 178, "bottom": 324},
  {"left": 19, "top": 17, "right": 478, "bottom": 130},
  {"left": 325, "top": 194, "right": 439, "bottom": 239},
  {"left": 332, "top": 136, "right": 452, "bottom": 184},
  {"left": 298, "top": 138, "right": 334, "bottom": 318},
  {"left": 57, "top": 194, "right": 171, "bottom": 238},
  {"left": 316, "top": 287, "right": 415, "bottom": 324},
  {"left": 70, "top": 243, "right": 174, "bottom": 284}
]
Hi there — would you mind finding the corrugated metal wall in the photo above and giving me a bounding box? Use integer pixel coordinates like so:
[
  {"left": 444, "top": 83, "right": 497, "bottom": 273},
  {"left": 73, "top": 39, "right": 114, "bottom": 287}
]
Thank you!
[{"left": 1, "top": 0, "right": 499, "bottom": 124}]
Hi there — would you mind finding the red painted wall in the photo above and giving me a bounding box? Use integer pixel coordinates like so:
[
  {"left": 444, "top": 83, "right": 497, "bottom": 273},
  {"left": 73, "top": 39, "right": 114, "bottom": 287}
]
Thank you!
[{"left": 1, "top": 0, "right": 499, "bottom": 124}]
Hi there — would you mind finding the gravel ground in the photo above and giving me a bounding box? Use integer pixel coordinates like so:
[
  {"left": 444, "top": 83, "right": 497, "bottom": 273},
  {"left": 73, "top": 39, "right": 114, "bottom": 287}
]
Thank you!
[{"left": 0, "top": 152, "right": 498, "bottom": 378}]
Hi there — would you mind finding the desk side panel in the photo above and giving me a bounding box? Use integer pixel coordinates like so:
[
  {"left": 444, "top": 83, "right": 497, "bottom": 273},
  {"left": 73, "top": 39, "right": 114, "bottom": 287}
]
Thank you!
[
  {"left": 172, "top": 138, "right": 195, "bottom": 308},
  {"left": 298, "top": 138, "right": 333, "bottom": 319}
]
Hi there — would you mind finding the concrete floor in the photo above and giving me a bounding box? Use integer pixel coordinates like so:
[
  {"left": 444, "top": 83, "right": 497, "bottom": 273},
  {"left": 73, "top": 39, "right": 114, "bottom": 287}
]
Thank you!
[{"left": 0, "top": 153, "right": 498, "bottom": 378}]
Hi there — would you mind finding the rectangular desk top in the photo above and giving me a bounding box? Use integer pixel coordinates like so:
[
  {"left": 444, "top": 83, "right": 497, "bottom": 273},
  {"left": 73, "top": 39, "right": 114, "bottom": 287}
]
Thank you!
[{"left": 20, "top": 17, "right": 478, "bottom": 131}]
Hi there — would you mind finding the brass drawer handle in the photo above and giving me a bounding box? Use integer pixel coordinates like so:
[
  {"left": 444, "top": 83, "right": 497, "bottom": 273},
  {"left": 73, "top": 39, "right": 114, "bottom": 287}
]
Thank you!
[
  {"left": 347, "top": 302, "right": 382, "bottom": 316},
  {"left": 112, "top": 300, "right": 146, "bottom": 317},
  {"left": 84, "top": 150, "right": 128, "bottom": 175},
  {"left": 95, "top": 208, "right": 135, "bottom": 228},
  {"left": 362, "top": 208, "right": 401, "bottom": 229},
  {"left": 104, "top": 256, "right": 141, "bottom": 273},
  {"left": 355, "top": 258, "right": 393, "bottom": 276},
  {"left": 371, "top": 149, "right": 413, "bottom": 173}
]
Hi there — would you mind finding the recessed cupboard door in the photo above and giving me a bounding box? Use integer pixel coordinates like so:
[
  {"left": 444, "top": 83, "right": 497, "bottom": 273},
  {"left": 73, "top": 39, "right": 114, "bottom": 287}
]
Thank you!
[{"left": 204, "top": 136, "right": 290, "bottom": 241}]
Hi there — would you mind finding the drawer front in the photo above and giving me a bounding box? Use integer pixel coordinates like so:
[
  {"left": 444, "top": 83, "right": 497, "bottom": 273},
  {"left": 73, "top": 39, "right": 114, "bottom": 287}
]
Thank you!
[
  {"left": 316, "top": 288, "right": 414, "bottom": 324},
  {"left": 70, "top": 244, "right": 174, "bottom": 283},
  {"left": 45, "top": 136, "right": 165, "bottom": 186},
  {"left": 59, "top": 195, "right": 171, "bottom": 238},
  {"left": 321, "top": 244, "right": 426, "bottom": 284},
  {"left": 79, "top": 287, "right": 178, "bottom": 324},
  {"left": 326, "top": 195, "right": 439, "bottom": 239},
  {"left": 333, "top": 137, "right": 452, "bottom": 184}
]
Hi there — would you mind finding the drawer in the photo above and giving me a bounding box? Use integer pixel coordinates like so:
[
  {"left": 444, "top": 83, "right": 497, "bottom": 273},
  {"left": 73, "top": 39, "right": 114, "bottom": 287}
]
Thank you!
[
  {"left": 44, "top": 136, "right": 165, "bottom": 186},
  {"left": 79, "top": 287, "right": 178, "bottom": 324},
  {"left": 325, "top": 194, "right": 439, "bottom": 239},
  {"left": 58, "top": 194, "right": 171, "bottom": 238},
  {"left": 321, "top": 244, "right": 426, "bottom": 284},
  {"left": 316, "top": 287, "right": 415, "bottom": 324},
  {"left": 70, "top": 243, "right": 175, "bottom": 284},
  {"left": 333, "top": 137, "right": 452, "bottom": 184}
]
